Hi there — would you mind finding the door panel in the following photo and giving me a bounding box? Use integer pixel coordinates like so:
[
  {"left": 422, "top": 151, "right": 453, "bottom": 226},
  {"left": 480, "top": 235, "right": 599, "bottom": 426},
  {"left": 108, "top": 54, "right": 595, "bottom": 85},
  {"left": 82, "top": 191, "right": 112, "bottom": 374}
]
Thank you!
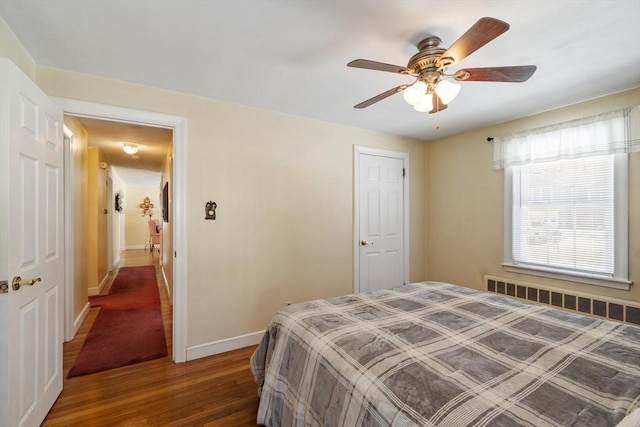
[
  {"left": 358, "top": 152, "right": 405, "bottom": 293},
  {"left": 387, "top": 191, "right": 400, "bottom": 236},
  {"left": 364, "top": 252, "right": 380, "bottom": 291},
  {"left": 0, "top": 59, "right": 64, "bottom": 427},
  {"left": 21, "top": 155, "right": 39, "bottom": 265},
  {"left": 19, "top": 300, "right": 38, "bottom": 418},
  {"left": 366, "top": 190, "right": 380, "bottom": 237},
  {"left": 44, "top": 286, "right": 60, "bottom": 386},
  {"left": 45, "top": 164, "right": 60, "bottom": 258}
]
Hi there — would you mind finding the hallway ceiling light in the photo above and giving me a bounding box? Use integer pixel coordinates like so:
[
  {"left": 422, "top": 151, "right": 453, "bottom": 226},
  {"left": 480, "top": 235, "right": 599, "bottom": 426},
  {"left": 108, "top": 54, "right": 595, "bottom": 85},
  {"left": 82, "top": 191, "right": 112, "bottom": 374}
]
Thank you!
[{"left": 122, "top": 143, "right": 139, "bottom": 155}]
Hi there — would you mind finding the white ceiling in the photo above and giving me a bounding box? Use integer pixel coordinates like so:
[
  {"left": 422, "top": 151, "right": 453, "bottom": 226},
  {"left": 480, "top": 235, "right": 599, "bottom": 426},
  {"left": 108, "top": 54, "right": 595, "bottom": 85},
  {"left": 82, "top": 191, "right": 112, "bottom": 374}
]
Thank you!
[{"left": 1, "top": 1, "right": 639, "bottom": 144}]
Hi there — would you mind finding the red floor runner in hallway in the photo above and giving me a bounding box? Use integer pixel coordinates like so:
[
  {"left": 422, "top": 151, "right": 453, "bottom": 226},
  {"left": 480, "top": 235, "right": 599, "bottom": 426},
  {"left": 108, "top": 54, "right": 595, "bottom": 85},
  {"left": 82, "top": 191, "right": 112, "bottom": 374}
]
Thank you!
[{"left": 68, "top": 265, "right": 168, "bottom": 378}]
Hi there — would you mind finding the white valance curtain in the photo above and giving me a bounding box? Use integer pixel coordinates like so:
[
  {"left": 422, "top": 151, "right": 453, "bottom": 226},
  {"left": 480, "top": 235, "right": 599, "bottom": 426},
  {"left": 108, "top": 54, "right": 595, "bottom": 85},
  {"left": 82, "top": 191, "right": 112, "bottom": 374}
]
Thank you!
[{"left": 493, "top": 106, "right": 640, "bottom": 169}]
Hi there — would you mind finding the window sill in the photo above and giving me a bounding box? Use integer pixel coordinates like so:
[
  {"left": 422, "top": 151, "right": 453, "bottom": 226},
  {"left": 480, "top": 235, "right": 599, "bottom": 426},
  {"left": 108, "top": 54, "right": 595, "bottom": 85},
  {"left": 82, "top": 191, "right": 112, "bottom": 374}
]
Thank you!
[{"left": 502, "top": 263, "right": 632, "bottom": 291}]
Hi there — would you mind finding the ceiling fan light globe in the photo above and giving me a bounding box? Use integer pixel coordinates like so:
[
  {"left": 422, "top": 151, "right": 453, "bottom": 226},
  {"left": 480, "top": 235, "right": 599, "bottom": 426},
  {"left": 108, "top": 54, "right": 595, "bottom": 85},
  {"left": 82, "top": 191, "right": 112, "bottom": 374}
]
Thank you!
[
  {"left": 402, "top": 81, "right": 427, "bottom": 106},
  {"left": 413, "top": 94, "right": 434, "bottom": 112},
  {"left": 435, "top": 80, "right": 461, "bottom": 104}
]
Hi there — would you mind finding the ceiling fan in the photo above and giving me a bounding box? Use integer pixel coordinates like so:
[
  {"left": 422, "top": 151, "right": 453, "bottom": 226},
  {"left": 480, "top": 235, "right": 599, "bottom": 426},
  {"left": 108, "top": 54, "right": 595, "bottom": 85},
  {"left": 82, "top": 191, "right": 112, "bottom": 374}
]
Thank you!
[{"left": 347, "top": 17, "right": 536, "bottom": 114}]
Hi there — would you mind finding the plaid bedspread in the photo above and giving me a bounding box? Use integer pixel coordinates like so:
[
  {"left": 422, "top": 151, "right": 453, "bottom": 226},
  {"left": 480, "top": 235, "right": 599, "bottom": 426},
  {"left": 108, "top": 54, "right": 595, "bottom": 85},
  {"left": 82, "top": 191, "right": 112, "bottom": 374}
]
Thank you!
[{"left": 251, "top": 282, "right": 640, "bottom": 426}]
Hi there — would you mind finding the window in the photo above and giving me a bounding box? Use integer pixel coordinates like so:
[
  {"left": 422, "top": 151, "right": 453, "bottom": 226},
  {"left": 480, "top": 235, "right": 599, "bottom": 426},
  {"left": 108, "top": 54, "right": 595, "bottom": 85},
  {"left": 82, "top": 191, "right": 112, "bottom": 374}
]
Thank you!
[{"left": 495, "top": 107, "right": 639, "bottom": 290}]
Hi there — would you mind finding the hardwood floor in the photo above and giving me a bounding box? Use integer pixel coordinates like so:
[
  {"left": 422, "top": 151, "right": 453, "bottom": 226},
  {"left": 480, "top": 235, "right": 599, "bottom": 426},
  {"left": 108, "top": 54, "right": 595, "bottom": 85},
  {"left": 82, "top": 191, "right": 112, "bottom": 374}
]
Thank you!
[{"left": 43, "top": 250, "right": 260, "bottom": 426}]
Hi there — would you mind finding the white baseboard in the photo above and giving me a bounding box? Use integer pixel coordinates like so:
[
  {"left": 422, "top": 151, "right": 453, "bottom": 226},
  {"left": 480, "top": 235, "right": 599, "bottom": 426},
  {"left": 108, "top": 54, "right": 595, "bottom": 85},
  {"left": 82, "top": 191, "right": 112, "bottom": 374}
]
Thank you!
[
  {"left": 161, "top": 267, "right": 172, "bottom": 305},
  {"left": 70, "top": 301, "right": 91, "bottom": 340},
  {"left": 186, "top": 330, "right": 265, "bottom": 361},
  {"left": 88, "top": 273, "right": 110, "bottom": 296},
  {"left": 125, "top": 245, "right": 146, "bottom": 250}
]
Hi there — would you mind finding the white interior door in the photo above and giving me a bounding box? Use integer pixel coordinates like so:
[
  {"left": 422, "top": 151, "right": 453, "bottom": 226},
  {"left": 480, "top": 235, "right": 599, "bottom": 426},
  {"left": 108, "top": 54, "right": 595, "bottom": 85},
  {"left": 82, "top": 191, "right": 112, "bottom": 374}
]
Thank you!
[
  {"left": 356, "top": 149, "right": 407, "bottom": 293},
  {"left": 0, "top": 59, "right": 64, "bottom": 427}
]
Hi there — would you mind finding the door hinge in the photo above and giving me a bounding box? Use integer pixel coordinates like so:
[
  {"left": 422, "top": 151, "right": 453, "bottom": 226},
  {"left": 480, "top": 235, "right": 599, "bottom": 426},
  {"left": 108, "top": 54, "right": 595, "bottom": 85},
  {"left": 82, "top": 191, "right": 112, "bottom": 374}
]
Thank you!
[
  {"left": 402, "top": 168, "right": 405, "bottom": 177},
  {"left": 0, "top": 280, "right": 8, "bottom": 294}
]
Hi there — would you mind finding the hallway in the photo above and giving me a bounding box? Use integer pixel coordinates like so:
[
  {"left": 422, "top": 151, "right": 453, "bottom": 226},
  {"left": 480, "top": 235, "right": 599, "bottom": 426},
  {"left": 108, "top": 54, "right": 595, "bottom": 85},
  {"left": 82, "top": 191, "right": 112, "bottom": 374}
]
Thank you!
[
  {"left": 42, "top": 250, "right": 260, "bottom": 426},
  {"left": 82, "top": 249, "right": 171, "bottom": 362}
]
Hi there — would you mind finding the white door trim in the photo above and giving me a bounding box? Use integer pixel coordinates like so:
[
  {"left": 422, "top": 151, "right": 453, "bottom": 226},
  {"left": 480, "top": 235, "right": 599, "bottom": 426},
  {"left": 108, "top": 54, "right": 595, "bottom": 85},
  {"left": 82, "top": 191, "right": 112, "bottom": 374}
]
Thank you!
[
  {"left": 353, "top": 145, "right": 410, "bottom": 293},
  {"left": 52, "top": 97, "right": 188, "bottom": 363},
  {"left": 62, "top": 125, "right": 78, "bottom": 340}
]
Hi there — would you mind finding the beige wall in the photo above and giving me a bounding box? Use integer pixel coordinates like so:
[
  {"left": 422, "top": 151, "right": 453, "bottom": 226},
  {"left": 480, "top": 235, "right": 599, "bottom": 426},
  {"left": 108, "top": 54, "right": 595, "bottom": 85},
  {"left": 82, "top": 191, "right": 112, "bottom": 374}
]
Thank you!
[
  {"left": 124, "top": 185, "right": 162, "bottom": 248},
  {"left": 86, "top": 147, "right": 109, "bottom": 292},
  {"left": 63, "top": 116, "right": 89, "bottom": 319},
  {"left": 86, "top": 149, "right": 98, "bottom": 289},
  {"left": 35, "top": 65, "right": 427, "bottom": 346},
  {"left": 426, "top": 88, "right": 640, "bottom": 303}
]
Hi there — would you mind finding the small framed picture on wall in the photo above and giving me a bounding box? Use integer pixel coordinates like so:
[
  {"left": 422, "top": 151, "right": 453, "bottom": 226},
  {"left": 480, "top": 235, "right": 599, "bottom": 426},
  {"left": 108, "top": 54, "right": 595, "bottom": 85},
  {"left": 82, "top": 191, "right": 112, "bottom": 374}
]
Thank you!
[
  {"left": 162, "top": 182, "right": 169, "bottom": 223},
  {"left": 115, "top": 192, "right": 124, "bottom": 212}
]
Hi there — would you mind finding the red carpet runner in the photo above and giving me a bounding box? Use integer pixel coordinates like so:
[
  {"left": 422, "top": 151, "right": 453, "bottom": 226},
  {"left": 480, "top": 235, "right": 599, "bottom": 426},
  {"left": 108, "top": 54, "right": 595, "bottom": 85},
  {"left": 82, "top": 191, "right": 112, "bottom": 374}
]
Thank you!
[{"left": 68, "top": 265, "right": 168, "bottom": 378}]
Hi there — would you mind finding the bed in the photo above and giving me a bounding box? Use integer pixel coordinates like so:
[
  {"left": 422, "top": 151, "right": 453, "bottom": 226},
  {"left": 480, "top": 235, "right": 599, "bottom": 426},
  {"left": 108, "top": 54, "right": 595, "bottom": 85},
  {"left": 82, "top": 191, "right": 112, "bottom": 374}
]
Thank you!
[{"left": 250, "top": 282, "right": 640, "bottom": 426}]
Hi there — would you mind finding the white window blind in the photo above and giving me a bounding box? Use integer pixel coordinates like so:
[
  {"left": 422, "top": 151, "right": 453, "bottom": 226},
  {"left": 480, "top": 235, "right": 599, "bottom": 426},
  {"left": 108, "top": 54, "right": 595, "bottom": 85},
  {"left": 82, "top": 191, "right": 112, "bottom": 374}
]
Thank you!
[{"left": 512, "top": 155, "right": 614, "bottom": 276}]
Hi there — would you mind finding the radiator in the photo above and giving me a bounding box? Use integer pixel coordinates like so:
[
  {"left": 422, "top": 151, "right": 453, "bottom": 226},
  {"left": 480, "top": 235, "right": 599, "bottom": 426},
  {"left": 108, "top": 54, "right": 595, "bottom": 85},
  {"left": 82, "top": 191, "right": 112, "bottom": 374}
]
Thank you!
[{"left": 483, "top": 275, "right": 640, "bottom": 326}]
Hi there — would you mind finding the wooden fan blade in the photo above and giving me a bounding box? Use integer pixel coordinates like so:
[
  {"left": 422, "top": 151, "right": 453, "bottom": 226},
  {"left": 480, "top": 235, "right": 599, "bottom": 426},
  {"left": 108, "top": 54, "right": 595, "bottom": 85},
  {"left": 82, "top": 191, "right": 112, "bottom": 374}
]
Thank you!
[
  {"left": 429, "top": 94, "right": 448, "bottom": 114},
  {"left": 453, "top": 65, "right": 537, "bottom": 82},
  {"left": 348, "top": 59, "right": 410, "bottom": 74},
  {"left": 440, "top": 17, "right": 510, "bottom": 65},
  {"left": 354, "top": 85, "right": 406, "bottom": 109}
]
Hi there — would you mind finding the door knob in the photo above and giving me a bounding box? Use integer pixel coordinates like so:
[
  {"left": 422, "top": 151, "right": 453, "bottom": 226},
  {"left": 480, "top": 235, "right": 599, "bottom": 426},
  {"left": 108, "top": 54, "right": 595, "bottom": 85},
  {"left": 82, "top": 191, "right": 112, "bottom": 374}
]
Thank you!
[
  {"left": 360, "top": 240, "right": 375, "bottom": 246},
  {"left": 12, "top": 276, "right": 41, "bottom": 291}
]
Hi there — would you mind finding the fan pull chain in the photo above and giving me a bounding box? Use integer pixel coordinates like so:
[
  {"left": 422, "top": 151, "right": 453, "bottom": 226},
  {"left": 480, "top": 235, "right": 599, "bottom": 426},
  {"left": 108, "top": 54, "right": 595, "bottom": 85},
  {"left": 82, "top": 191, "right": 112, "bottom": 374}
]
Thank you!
[{"left": 427, "top": 112, "right": 441, "bottom": 130}]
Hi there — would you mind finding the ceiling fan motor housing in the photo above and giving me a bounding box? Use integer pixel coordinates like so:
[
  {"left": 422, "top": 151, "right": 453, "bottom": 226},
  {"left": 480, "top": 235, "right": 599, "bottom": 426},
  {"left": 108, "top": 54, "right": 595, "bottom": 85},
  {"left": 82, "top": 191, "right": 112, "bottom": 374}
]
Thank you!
[{"left": 407, "top": 36, "right": 452, "bottom": 89}]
